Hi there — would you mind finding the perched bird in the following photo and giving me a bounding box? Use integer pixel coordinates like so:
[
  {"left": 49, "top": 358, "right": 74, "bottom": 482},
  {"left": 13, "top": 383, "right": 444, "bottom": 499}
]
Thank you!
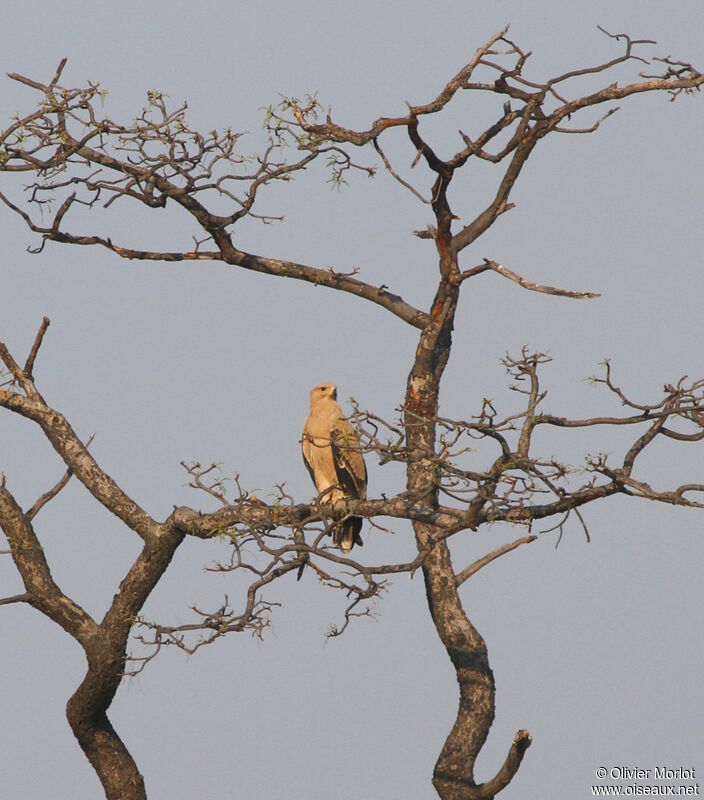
[{"left": 302, "top": 383, "right": 367, "bottom": 551}]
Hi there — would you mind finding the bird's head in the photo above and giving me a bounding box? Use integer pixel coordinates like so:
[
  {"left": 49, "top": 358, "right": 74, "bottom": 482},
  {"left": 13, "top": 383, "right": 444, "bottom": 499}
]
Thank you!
[{"left": 310, "top": 383, "right": 338, "bottom": 405}]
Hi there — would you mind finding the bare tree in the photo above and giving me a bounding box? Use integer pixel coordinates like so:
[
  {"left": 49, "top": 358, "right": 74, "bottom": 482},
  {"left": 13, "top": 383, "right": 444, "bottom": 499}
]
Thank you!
[{"left": 1, "top": 29, "right": 703, "bottom": 800}]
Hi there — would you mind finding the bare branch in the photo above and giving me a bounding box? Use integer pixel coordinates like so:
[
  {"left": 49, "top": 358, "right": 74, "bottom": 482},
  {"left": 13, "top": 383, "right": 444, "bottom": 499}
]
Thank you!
[
  {"left": 460, "top": 259, "right": 600, "bottom": 299},
  {"left": 0, "top": 480, "right": 99, "bottom": 642},
  {"left": 455, "top": 535, "right": 537, "bottom": 587},
  {"left": 473, "top": 729, "right": 533, "bottom": 799},
  {"left": 0, "top": 592, "right": 31, "bottom": 606},
  {"left": 553, "top": 106, "right": 620, "bottom": 134},
  {"left": 0, "top": 340, "right": 42, "bottom": 400},
  {"left": 180, "top": 461, "right": 230, "bottom": 508},
  {"left": 373, "top": 138, "right": 430, "bottom": 203},
  {"left": 0, "top": 364, "right": 159, "bottom": 542},
  {"left": 23, "top": 316, "right": 50, "bottom": 377},
  {"left": 27, "top": 468, "right": 72, "bottom": 521},
  {"left": 278, "top": 28, "right": 510, "bottom": 148},
  {"left": 26, "top": 434, "right": 95, "bottom": 520}
]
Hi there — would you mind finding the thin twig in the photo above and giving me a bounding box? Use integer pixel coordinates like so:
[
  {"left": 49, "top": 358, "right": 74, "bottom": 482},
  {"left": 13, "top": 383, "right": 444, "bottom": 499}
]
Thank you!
[{"left": 373, "top": 138, "right": 429, "bottom": 203}]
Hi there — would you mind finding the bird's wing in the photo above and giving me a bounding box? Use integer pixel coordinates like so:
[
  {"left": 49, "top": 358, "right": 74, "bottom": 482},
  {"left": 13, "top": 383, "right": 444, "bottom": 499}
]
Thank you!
[
  {"left": 301, "top": 419, "right": 318, "bottom": 488},
  {"left": 330, "top": 415, "right": 367, "bottom": 498}
]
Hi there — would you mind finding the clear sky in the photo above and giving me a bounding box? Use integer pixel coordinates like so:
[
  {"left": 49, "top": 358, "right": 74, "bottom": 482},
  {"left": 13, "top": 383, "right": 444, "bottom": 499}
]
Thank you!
[{"left": 1, "top": 2, "right": 703, "bottom": 798}]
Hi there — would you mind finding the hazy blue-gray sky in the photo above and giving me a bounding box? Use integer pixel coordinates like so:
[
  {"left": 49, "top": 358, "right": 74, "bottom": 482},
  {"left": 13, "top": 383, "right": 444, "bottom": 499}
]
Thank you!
[{"left": 1, "top": 3, "right": 702, "bottom": 798}]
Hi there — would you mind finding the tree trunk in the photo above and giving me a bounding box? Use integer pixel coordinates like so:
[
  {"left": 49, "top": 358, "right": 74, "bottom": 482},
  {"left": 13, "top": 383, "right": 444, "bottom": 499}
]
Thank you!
[
  {"left": 421, "top": 536, "right": 495, "bottom": 799},
  {"left": 67, "top": 680, "right": 147, "bottom": 800},
  {"left": 404, "top": 276, "right": 497, "bottom": 798}
]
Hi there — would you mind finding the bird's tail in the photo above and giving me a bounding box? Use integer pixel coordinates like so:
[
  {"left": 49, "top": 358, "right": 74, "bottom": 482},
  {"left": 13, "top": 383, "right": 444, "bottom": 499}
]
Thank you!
[{"left": 333, "top": 517, "right": 363, "bottom": 552}]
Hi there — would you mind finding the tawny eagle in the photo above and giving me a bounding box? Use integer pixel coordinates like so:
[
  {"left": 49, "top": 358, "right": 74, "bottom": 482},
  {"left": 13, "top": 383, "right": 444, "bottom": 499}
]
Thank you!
[{"left": 302, "top": 383, "right": 367, "bottom": 551}]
